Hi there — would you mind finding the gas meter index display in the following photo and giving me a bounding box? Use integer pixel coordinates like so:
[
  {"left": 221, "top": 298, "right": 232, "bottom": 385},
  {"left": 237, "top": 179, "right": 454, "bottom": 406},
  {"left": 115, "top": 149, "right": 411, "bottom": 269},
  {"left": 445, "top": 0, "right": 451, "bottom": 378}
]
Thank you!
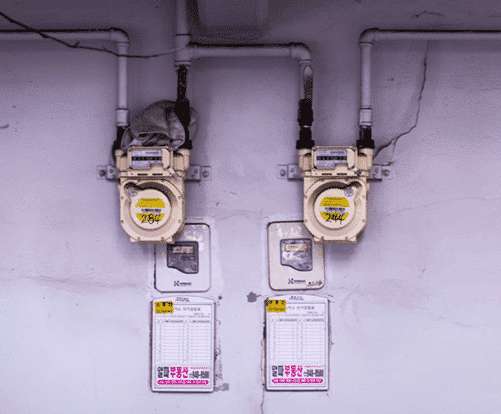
[
  {"left": 314, "top": 148, "right": 348, "bottom": 169},
  {"left": 130, "top": 148, "right": 165, "bottom": 169}
]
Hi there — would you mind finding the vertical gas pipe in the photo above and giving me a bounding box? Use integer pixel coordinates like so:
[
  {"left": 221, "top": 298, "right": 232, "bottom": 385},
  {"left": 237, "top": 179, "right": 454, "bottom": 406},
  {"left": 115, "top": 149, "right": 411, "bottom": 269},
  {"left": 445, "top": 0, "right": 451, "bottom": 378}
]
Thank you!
[
  {"left": 114, "top": 39, "right": 130, "bottom": 158},
  {"left": 296, "top": 64, "right": 315, "bottom": 149},
  {"left": 357, "top": 38, "right": 375, "bottom": 150},
  {"left": 175, "top": 0, "right": 192, "bottom": 149}
]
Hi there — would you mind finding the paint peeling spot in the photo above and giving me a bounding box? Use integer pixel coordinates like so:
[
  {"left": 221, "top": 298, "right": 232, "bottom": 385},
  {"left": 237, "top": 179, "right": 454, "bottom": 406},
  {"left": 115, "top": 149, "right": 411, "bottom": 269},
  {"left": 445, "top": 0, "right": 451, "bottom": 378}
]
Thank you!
[
  {"left": 0, "top": 124, "right": 9, "bottom": 129},
  {"left": 247, "top": 292, "right": 260, "bottom": 302},
  {"left": 214, "top": 383, "right": 229, "bottom": 391}
]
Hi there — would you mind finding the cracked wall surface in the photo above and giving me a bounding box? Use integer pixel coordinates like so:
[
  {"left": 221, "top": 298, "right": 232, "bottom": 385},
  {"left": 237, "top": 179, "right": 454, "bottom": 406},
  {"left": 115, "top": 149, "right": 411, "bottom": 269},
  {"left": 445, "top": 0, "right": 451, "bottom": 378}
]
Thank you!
[{"left": 1, "top": 0, "right": 501, "bottom": 413}]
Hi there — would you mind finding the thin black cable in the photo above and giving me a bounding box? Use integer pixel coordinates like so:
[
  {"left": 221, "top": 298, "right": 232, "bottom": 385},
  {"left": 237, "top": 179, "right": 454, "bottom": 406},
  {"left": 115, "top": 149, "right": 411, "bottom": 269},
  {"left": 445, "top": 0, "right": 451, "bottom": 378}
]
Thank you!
[{"left": 0, "top": 11, "right": 182, "bottom": 59}]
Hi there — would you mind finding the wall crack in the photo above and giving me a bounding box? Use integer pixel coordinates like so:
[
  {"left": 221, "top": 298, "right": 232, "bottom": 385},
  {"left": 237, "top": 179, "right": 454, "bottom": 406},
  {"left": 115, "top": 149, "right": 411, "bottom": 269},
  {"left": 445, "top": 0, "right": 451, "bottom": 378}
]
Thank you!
[
  {"left": 413, "top": 11, "right": 445, "bottom": 19},
  {"left": 374, "top": 42, "right": 430, "bottom": 163}
]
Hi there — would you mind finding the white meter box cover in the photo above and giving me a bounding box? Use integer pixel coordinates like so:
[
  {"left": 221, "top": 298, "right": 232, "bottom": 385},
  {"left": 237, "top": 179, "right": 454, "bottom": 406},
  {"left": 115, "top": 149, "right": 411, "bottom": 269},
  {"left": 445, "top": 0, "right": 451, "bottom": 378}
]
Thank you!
[
  {"left": 268, "top": 221, "right": 325, "bottom": 290},
  {"left": 155, "top": 223, "right": 211, "bottom": 292}
]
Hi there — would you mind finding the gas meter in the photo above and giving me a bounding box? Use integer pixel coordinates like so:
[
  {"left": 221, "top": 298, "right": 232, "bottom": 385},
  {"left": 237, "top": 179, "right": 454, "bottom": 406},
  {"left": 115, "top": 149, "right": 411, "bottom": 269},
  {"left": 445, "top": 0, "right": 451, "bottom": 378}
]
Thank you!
[
  {"left": 299, "top": 146, "right": 373, "bottom": 243},
  {"left": 115, "top": 147, "right": 190, "bottom": 243}
]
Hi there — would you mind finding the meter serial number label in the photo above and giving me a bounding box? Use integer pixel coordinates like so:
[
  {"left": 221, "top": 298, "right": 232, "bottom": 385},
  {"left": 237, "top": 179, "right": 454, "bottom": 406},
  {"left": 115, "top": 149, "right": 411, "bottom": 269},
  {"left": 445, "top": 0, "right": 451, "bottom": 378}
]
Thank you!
[
  {"left": 315, "top": 149, "right": 347, "bottom": 169},
  {"left": 267, "top": 300, "right": 286, "bottom": 313},
  {"left": 155, "top": 301, "right": 174, "bottom": 313}
]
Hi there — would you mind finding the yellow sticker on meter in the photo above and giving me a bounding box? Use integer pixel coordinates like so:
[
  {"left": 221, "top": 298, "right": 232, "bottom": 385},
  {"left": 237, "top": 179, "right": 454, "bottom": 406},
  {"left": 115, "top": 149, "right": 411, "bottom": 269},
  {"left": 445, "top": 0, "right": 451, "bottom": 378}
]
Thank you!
[
  {"left": 155, "top": 301, "right": 174, "bottom": 314},
  {"left": 267, "top": 300, "right": 286, "bottom": 313},
  {"left": 135, "top": 198, "right": 166, "bottom": 224},
  {"left": 319, "top": 196, "right": 349, "bottom": 221}
]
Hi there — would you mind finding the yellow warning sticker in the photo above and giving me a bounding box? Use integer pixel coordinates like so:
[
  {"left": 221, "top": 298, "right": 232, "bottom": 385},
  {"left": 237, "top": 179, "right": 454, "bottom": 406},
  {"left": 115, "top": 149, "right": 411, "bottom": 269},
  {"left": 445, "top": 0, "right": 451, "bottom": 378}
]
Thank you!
[
  {"left": 319, "top": 196, "right": 349, "bottom": 221},
  {"left": 135, "top": 198, "right": 165, "bottom": 224},
  {"left": 267, "top": 300, "right": 286, "bottom": 313},
  {"left": 155, "top": 301, "right": 174, "bottom": 314}
]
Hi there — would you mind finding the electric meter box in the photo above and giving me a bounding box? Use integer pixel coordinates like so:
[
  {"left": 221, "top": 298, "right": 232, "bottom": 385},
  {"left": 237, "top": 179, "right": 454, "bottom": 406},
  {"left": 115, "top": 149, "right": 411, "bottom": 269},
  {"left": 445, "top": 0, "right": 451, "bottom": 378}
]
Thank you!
[
  {"left": 115, "top": 147, "right": 190, "bottom": 243},
  {"left": 155, "top": 223, "right": 211, "bottom": 292},
  {"left": 268, "top": 221, "right": 324, "bottom": 290},
  {"left": 299, "top": 146, "right": 373, "bottom": 244}
]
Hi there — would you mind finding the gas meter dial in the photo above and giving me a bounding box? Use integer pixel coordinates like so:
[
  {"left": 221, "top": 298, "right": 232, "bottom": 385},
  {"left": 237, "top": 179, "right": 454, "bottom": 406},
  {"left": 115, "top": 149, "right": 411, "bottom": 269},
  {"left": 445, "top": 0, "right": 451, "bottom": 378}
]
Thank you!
[
  {"left": 299, "top": 146, "right": 373, "bottom": 243},
  {"left": 115, "top": 147, "right": 190, "bottom": 243}
]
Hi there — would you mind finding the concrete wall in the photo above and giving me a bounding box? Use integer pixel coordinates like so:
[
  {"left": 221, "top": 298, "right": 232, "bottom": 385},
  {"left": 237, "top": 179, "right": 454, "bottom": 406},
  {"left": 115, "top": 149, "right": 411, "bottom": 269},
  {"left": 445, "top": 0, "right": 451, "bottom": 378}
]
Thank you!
[{"left": 0, "top": 0, "right": 500, "bottom": 412}]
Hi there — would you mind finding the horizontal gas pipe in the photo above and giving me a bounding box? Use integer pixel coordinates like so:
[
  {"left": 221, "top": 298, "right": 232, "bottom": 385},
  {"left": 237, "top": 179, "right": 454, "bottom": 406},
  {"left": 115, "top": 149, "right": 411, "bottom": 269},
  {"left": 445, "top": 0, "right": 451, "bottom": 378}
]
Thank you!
[
  {"left": 358, "top": 29, "right": 501, "bottom": 137},
  {"left": 176, "top": 42, "right": 313, "bottom": 100},
  {"left": 175, "top": 0, "right": 313, "bottom": 148},
  {"left": 0, "top": 29, "right": 130, "bottom": 129}
]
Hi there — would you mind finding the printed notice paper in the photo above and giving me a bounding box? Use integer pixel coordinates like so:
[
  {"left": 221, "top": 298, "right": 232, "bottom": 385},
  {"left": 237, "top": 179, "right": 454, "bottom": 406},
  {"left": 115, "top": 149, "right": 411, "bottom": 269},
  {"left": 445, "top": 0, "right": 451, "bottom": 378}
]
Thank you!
[
  {"left": 151, "top": 296, "right": 214, "bottom": 392},
  {"left": 266, "top": 294, "right": 329, "bottom": 390}
]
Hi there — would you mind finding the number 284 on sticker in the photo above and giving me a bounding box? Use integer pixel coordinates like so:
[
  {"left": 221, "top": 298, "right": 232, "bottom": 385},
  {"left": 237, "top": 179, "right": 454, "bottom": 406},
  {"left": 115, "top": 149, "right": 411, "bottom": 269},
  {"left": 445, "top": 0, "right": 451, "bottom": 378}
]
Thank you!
[{"left": 267, "top": 300, "right": 286, "bottom": 313}]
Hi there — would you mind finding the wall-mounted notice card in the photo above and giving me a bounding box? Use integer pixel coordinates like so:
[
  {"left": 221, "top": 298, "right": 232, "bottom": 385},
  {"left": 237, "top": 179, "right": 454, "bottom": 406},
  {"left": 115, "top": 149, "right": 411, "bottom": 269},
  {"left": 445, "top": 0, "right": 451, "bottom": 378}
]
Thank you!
[
  {"left": 151, "top": 296, "right": 214, "bottom": 392},
  {"left": 265, "top": 294, "right": 329, "bottom": 391}
]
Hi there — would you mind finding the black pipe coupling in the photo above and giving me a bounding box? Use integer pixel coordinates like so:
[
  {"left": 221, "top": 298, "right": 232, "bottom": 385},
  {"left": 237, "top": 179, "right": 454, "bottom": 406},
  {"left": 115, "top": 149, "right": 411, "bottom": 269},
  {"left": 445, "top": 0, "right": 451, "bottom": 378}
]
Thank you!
[
  {"left": 296, "top": 98, "right": 315, "bottom": 149},
  {"left": 296, "top": 127, "right": 315, "bottom": 150},
  {"left": 112, "top": 126, "right": 127, "bottom": 161},
  {"left": 357, "top": 126, "right": 375, "bottom": 150},
  {"left": 175, "top": 65, "right": 193, "bottom": 150},
  {"left": 298, "top": 98, "right": 313, "bottom": 127}
]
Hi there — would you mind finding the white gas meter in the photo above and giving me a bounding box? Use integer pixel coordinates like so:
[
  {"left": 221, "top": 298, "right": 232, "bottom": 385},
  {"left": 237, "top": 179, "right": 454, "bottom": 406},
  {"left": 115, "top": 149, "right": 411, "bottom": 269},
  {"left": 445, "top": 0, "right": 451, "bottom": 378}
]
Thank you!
[
  {"left": 115, "top": 147, "right": 190, "bottom": 243},
  {"left": 299, "top": 146, "right": 373, "bottom": 243}
]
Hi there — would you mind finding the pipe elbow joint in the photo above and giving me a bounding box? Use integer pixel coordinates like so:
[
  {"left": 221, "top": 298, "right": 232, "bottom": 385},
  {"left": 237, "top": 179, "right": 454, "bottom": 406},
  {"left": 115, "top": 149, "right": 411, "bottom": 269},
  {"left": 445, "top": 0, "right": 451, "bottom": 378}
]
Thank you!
[
  {"left": 109, "top": 28, "right": 130, "bottom": 44},
  {"left": 290, "top": 43, "right": 312, "bottom": 63},
  {"left": 359, "top": 28, "right": 379, "bottom": 45}
]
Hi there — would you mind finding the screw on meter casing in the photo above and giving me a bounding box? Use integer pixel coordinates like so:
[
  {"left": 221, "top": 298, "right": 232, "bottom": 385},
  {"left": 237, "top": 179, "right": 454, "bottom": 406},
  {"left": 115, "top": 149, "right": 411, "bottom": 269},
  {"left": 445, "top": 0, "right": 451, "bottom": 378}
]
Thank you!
[
  {"left": 280, "top": 238, "right": 313, "bottom": 271},
  {"left": 167, "top": 241, "right": 199, "bottom": 274}
]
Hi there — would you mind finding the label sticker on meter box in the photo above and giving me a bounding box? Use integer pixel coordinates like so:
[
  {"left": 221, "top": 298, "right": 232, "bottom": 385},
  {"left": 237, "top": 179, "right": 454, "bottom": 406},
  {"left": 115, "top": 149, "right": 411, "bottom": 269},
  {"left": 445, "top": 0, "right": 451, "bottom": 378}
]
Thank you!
[
  {"left": 167, "top": 241, "right": 199, "bottom": 274},
  {"left": 280, "top": 238, "right": 313, "bottom": 271},
  {"left": 319, "top": 197, "right": 349, "bottom": 221},
  {"left": 135, "top": 198, "right": 165, "bottom": 224}
]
